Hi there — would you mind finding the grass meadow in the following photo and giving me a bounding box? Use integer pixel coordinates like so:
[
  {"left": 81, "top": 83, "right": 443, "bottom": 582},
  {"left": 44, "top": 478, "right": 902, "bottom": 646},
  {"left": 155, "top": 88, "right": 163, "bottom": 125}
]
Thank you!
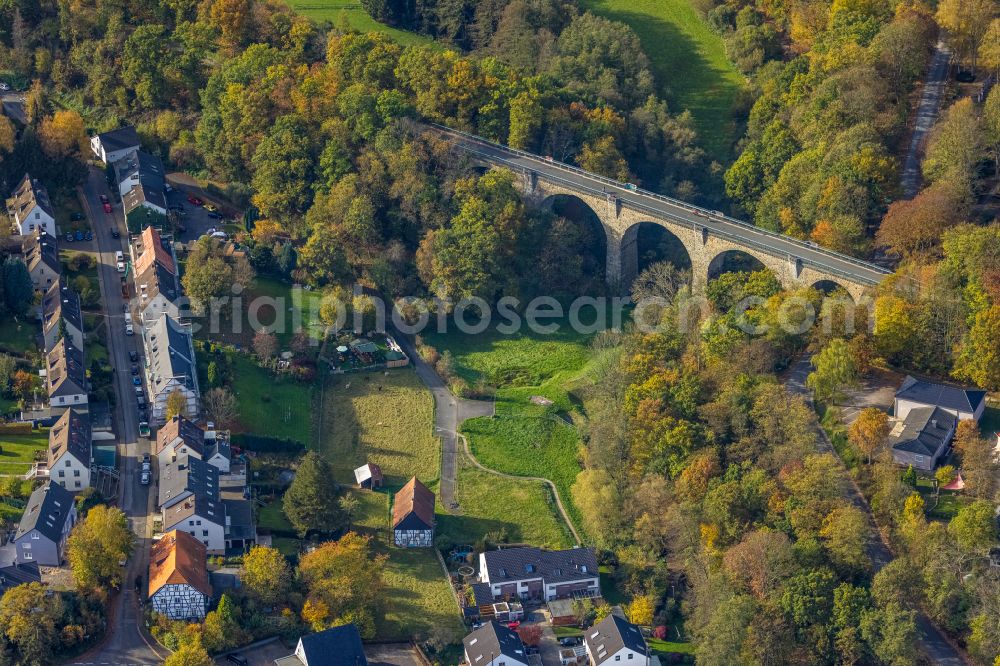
[
  {"left": 0, "top": 429, "right": 49, "bottom": 476},
  {"left": 281, "top": 0, "right": 434, "bottom": 46},
  {"left": 579, "top": 0, "right": 744, "bottom": 160}
]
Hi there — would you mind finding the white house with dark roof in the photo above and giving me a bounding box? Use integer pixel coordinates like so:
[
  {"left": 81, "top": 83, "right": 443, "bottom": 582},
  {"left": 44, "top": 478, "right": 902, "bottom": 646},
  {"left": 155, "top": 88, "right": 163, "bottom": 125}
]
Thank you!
[
  {"left": 41, "top": 280, "right": 83, "bottom": 353},
  {"left": 274, "top": 623, "right": 368, "bottom": 666},
  {"left": 144, "top": 314, "right": 199, "bottom": 424},
  {"left": 21, "top": 231, "right": 60, "bottom": 292},
  {"left": 13, "top": 482, "right": 77, "bottom": 565},
  {"left": 584, "top": 614, "right": 649, "bottom": 666},
  {"left": 46, "top": 408, "right": 91, "bottom": 490},
  {"left": 479, "top": 546, "right": 600, "bottom": 602},
  {"left": 161, "top": 493, "right": 226, "bottom": 554},
  {"left": 889, "top": 406, "right": 958, "bottom": 472},
  {"left": 894, "top": 376, "right": 986, "bottom": 423},
  {"left": 6, "top": 174, "right": 55, "bottom": 236},
  {"left": 463, "top": 621, "right": 530, "bottom": 666},
  {"left": 115, "top": 150, "right": 167, "bottom": 218},
  {"left": 90, "top": 126, "right": 140, "bottom": 164},
  {"left": 158, "top": 455, "right": 219, "bottom": 511},
  {"left": 46, "top": 338, "right": 87, "bottom": 412}
]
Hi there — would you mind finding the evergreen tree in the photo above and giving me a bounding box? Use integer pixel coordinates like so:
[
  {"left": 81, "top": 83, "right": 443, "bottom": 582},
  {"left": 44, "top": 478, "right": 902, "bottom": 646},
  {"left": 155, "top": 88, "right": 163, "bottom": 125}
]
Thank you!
[{"left": 283, "top": 451, "right": 345, "bottom": 536}]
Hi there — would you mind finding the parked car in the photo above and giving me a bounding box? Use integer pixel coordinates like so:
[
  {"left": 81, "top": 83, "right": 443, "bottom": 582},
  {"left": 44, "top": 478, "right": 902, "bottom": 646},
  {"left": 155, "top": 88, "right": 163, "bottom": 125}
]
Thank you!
[
  {"left": 116, "top": 261, "right": 126, "bottom": 273},
  {"left": 132, "top": 376, "right": 141, "bottom": 386},
  {"left": 0, "top": 82, "right": 9, "bottom": 91},
  {"left": 134, "top": 386, "right": 143, "bottom": 396},
  {"left": 140, "top": 470, "right": 150, "bottom": 485},
  {"left": 125, "top": 322, "right": 134, "bottom": 335},
  {"left": 187, "top": 195, "right": 203, "bottom": 206},
  {"left": 506, "top": 621, "right": 520, "bottom": 630},
  {"left": 138, "top": 421, "right": 150, "bottom": 437},
  {"left": 85, "top": 231, "right": 93, "bottom": 241},
  {"left": 131, "top": 364, "right": 139, "bottom": 375},
  {"left": 137, "top": 395, "right": 146, "bottom": 407},
  {"left": 111, "top": 228, "right": 120, "bottom": 239},
  {"left": 99, "top": 194, "right": 108, "bottom": 203},
  {"left": 207, "top": 211, "right": 221, "bottom": 219},
  {"left": 103, "top": 202, "right": 112, "bottom": 213},
  {"left": 559, "top": 637, "right": 581, "bottom": 647},
  {"left": 204, "top": 203, "right": 218, "bottom": 212},
  {"left": 129, "top": 351, "right": 138, "bottom": 362}
]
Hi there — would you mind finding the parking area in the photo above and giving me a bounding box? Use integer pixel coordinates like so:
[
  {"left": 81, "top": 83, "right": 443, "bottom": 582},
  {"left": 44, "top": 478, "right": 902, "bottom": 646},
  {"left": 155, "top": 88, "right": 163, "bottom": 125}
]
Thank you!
[
  {"left": 165, "top": 174, "right": 241, "bottom": 243},
  {"left": 367, "top": 643, "right": 426, "bottom": 666}
]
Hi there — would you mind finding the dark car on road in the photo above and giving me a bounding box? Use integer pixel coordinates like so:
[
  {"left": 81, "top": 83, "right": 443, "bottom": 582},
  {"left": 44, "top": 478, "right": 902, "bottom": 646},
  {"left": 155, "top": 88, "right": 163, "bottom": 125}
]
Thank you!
[
  {"left": 131, "top": 364, "right": 139, "bottom": 375},
  {"left": 70, "top": 212, "right": 84, "bottom": 221},
  {"left": 111, "top": 228, "right": 120, "bottom": 238},
  {"left": 129, "top": 350, "right": 138, "bottom": 363}
]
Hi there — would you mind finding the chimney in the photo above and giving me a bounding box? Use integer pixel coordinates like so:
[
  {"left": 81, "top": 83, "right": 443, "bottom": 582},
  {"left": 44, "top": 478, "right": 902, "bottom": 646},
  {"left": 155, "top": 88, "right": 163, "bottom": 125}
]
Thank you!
[{"left": 932, "top": 419, "right": 938, "bottom": 428}]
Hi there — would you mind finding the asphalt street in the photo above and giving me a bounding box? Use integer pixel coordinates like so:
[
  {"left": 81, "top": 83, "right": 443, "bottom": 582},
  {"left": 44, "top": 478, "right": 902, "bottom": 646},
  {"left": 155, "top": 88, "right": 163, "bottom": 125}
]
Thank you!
[
  {"left": 901, "top": 41, "right": 952, "bottom": 199},
  {"left": 428, "top": 125, "right": 892, "bottom": 288},
  {"left": 71, "top": 166, "right": 164, "bottom": 665}
]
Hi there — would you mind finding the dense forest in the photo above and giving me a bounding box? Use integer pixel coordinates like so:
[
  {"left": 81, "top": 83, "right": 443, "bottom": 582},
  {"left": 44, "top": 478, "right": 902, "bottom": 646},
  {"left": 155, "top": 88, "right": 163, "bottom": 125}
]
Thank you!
[{"left": 0, "top": 0, "right": 999, "bottom": 662}]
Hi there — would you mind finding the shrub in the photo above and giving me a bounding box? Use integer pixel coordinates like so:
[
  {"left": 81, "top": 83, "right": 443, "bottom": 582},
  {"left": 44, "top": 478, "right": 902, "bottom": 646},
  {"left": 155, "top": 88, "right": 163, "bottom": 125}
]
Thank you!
[
  {"left": 653, "top": 625, "right": 668, "bottom": 640},
  {"left": 231, "top": 433, "right": 305, "bottom": 455}
]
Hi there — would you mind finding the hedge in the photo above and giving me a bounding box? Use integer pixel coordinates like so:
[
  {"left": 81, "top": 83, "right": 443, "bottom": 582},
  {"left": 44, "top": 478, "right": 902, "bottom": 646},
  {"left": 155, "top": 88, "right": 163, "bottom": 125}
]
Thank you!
[
  {"left": 231, "top": 433, "right": 305, "bottom": 454},
  {"left": 0, "top": 422, "right": 33, "bottom": 435}
]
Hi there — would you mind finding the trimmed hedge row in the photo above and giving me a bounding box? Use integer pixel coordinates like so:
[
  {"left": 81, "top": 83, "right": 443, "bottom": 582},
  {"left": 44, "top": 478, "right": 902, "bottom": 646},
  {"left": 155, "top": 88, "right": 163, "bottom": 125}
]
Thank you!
[{"left": 231, "top": 433, "right": 305, "bottom": 454}]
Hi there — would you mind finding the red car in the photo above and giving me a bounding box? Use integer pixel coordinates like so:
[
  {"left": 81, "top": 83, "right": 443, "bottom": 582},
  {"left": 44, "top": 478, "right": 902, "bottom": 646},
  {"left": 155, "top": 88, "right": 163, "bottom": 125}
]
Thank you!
[
  {"left": 103, "top": 202, "right": 112, "bottom": 213},
  {"left": 506, "top": 621, "right": 520, "bottom": 630},
  {"left": 187, "top": 195, "right": 203, "bottom": 206}
]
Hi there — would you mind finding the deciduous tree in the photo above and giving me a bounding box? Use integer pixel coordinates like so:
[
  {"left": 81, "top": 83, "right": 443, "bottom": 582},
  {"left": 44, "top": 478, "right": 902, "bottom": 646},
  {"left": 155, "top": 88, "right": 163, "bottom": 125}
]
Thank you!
[
  {"left": 806, "top": 338, "right": 858, "bottom": 403},
  {"left": 165, "top": 388, "right": 187, "bottom": 420},
  {"left": 202, "top": 387, "right": 237, "bottom": 428},
  {"left": 241, "top": 546, "right": 290, "bottom": 604},
  {"left": 67, "top": 505, "right": 135, "bottom": 590},
  {"left": 848, "top": 407, "right": 890, "bottom": 464},
  {"left": 38, "top": 110, "right": 87, "bottom": 159}
]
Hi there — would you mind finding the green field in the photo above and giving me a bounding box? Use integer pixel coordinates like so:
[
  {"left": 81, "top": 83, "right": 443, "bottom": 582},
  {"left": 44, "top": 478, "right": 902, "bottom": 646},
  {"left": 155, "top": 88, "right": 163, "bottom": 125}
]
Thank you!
[
  {"left": 0, "top": 429, "right": 49, "bottom": 476},
  {"left": 319, "top": 370, "right": 440, "bottom": 489},
  {"left": 199, "top": 277, "right": 325, "bottom": 349},
  {"left": 580, "top": 0, "right": 745, "bottom": 159},
  {"left": 228, "top": 354, "right": 315, "bottom": 444},
  {"left": 378, "top": 544, "right": 464, "bottom": 643},
  {"left": 281, "top": 0, "right": 433, "bottom": 46},
  {"left": 438, "top": 463, "right": 575, "bottom": 550}
]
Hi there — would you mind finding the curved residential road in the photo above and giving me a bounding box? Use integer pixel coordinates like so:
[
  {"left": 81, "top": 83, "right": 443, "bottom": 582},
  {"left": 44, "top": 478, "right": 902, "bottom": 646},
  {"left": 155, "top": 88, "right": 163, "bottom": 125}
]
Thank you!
[
  {"left": 901, "top": 41, "right": 952, "bottom": 199},
  {"left": 424, "top": 124, "right": 891, "bottom": 288},
  {"left": 71, "top": 167, "right": 165, "bottom": 665},
  {"left": 784, "top": 356, "right": 967, "bottom": 666}
]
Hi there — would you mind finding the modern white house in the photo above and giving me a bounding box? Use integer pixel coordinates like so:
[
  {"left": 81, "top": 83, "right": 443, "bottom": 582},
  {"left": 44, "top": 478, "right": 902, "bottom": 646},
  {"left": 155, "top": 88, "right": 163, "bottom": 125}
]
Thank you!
[
  {"left": 144, "top": 314, "right": 199, "bottom": 424},
  {"left": 46, "top": 338, "right": 87, "bottom": 412},
  {"left": 463, "top": 622, "right": 530, "bottom": 666},
  {"left": 479, "top": 546, "right": 600, "bottom": 602},
  {"left": 155, "top": 415, "right": 206, "bottom": 465},
  {"left": 90, "top": 126, "right": 140, "bottom": 165},
  {"left": 13, "top": 482, "right": 77, "bottom": 566},
  {"left": 894, "top": 376, "right": 987, "bottom": 423},
  {"left": 158, "top": 455, "right": 219, "bottom": 511},
  {"left": 148, "top": 530, "right": 212, "bottom": 620},
  {"left": 41, "top": 280, "right": 84, "bottom": 353},
  {"left": 584, "top": 614, "right": 650, "bottom": 666},
  {"left": 6, "top": 174, "right": 55, "bottom": 236},
  {"left": 46, "top": 408, "right": 91, "bottom": 491}
]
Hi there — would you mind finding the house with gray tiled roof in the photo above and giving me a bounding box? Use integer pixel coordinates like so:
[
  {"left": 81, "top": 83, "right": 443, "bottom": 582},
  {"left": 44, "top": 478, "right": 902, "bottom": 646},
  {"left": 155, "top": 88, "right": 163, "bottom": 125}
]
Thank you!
[
  {"left": 46, "top": 407, "right": 91, "bottom": 490},
  {"left": 584, "top": 614, "right": 649, "bottom": 666},
  {"left": 479, "top": 546, "right": 599, "bottom": 602},
  {"left": 46, "top": 338, "right": 87, "bottom": 412},
  {"left": 144, "top": 314, "right": 199, "bottom": 424},
  {"left": 463, "top": 621, "right": 529, "bottom": 666},
  {"left": 21, "top": 230, "right": 60, "bottom": 292},
  {"left": 6, "top": 174, "right": 55, "bottom": 236},
  {"left": 894, "top": 375, "right": 986, "bottom": 423},
  {"left": 41, "top": 280, "right": 83, "bottom": 353},
  {"left": 13, "top": 482, "right": 77, "bottom": 565},
  {"left": 889, "top": 405, "right": 958, "bottom": 472},
  {"left": 90, "top": 126, "right": 140, "bottom": 164}
]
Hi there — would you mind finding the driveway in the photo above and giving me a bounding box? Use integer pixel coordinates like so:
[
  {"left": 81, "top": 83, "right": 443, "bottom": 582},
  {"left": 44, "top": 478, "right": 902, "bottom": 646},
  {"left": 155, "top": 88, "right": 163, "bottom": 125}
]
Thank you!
[
  {"left": 529, "top": 609, "right": 563, "bottom": 666},
  {"left": 783, "top": 355, "right": 967, "bottom": 665},
  {"left": 214, "top": 639, "right": 289, "bottom": 665},
  {"left": 367, "top": 643, "right": 425, "bottom": 666},
  {"left": 835, "top": 368, "right": 901, "bottom": 427},
  {"left": 901, "top": 41, "right": 951, "bottom": 199},
  {"left": 70, "top": 166, "right": 163, "bottom": 665}
]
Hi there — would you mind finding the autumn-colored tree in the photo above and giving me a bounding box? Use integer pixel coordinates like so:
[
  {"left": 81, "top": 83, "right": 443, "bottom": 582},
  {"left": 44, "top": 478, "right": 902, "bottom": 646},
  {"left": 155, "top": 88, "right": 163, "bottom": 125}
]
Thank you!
[
  {"left": 875, "top": 183, "right": 964, "bottom": 258},
  {"left": 207, "top": 0, "right": 253, "bottom": 55},
  {"left": 253, "top": 329, "right": 278, "bottom": 362},
  {"left": 165, "top": 388, "right": 187, "bottom": 420},
  {"left": 0, "top": 116, "right": 14, "bottom": 154},
  {"left": 164, "top": 640, "right": 214, "bottom": 666},
  {"left": 872, "top": 295, "right": 915, "bottom": 362},
  {"left": 251, "top": 219, "right": 283, "bottom": 245},
  {"left": 848, "top": 407, "right": 890, "bottom": 464},
  {"left": 722, "top": 529, "right": 794, "bottom": 599},
  {"left": 625, "top": 594, "right": 655, "bottom": 626},
  {"left": 302, "top": 597, "right": 331, "bottom": 630},
  {"left": 11, "top": 370, "right": 36, "bottom": 402},
  {"left": 517, "top": 624, "right": 543, "bottom": 646},
  {"left": 67, "top": 505, "right": 135, "bottom": 589},
  {"left": 202, "top": 387, "right": 237, "bottom": 428},
  {"left": 820, "top": 506, "right": 870, "bottom": 576},
  {"left": 953, "top": 304, "right": 1000, "bottom": 390},
  {"left": 922, "top": 98, "right": 984, "bottom": 195},
  {"left": 936, "top": 0, "right": 996, "bottom": 73},
  {"left": 934, "top": 465, "right": 956, "bottom": 498},
  {"left": 298, "top": 532, "right": 386, "bottom": 636},
  {"left": 38, "top": 110, "right": 87, "bottom": 159},
  {"left": 241, "top": 546, "right": 291, "bottom": 604},
  {"left": 0, "top": 583, "right": 62, "bottom": 664}
]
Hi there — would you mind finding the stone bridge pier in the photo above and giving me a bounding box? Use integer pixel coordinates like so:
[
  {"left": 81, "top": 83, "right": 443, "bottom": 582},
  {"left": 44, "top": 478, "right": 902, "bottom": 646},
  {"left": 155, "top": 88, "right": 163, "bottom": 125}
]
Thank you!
[{"left": 513, "top": 168, "right": 872, "bottom": 302}]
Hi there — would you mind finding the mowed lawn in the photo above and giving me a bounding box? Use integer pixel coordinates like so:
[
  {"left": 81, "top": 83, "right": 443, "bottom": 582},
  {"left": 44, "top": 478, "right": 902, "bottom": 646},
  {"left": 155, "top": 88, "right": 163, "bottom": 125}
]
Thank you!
[
  {"left": 377, "top": 542, "right": 464, "bottom": 643},
  {"left": 580, "top": 0, "right": 745, "bottom": 159},
  {"left": 0, "top": 318, "right": 36, "bottom": 356},
  {"left": 319, "top": 370, "right": 439, "bottom": 489},
  {"left": 0, "top": 429, "right": 49, "bottom": 476},
  {"left": 228, "top": 354, "right": 315, "bottom": 445},
  {"left": 438, "top": 463, "right": 574, "bottom": 550},
  {"left": 199, "top": 277, "right": 325, "bottom": 349},
  {"left": 281, "top": 0, "right": 434, "bottom": 46}
]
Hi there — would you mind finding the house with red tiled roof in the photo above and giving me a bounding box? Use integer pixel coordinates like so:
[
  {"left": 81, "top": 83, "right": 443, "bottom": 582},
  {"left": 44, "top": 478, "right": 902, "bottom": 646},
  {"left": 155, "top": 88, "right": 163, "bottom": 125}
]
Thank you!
[
  {"left": 148, "top": 530, "right": 211, "bottom": 620},
  {"left": 392, "top": 477, "right": 434, "bottom": 548}
]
